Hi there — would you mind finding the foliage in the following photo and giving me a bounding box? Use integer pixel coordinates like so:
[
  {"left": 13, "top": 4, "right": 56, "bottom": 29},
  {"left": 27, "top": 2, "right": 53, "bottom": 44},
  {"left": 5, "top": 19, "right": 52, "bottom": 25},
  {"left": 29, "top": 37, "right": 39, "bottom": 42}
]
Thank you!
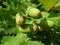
[{"left": 0, "top": 0, "right": 60, "bottom": 45}]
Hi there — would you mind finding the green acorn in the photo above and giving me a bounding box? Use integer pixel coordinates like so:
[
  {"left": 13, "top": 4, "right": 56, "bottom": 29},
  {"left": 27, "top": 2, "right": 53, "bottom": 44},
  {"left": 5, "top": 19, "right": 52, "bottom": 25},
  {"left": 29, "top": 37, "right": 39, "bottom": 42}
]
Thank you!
[
  {"left": 33, "top": 23, "right": 38, "bottom": 34},
  {"left": 38, "top": 25, "right": 43, "bottom": 31},
  {"left": 16, "top": 13, "right": 24, "bottom": 26},
  {"left": 26, "top": 7, "right": 41, "bottom": 17},
  {"left": 47, "top": 20, "right": 54, "bottom": 27}
]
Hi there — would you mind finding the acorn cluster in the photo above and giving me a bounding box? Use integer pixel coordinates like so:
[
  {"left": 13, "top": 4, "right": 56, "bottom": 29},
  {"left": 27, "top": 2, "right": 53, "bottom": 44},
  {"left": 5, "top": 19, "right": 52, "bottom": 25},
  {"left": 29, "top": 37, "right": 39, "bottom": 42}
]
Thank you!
[{"left": 15, "top": 7, "right": 55, "bottom": 35}]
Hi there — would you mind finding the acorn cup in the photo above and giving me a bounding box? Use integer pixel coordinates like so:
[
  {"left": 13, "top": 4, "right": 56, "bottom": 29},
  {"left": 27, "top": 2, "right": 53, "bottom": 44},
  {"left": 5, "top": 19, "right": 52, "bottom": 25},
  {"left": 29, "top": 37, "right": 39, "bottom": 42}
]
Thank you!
[
  {"left": 16, "top": 13, "right": 24, "bottom": 26},
  {"left": 18, "top": 26, "right": 31, "bottom": 33},
  {"left": 26, "top": 7, "right": 41, "bottom": 18}
]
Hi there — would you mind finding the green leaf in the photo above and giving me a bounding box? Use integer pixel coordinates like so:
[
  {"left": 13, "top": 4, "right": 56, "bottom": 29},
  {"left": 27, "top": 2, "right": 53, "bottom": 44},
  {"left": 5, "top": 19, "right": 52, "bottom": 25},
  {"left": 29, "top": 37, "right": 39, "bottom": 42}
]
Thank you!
[
  {"left": 27, "top": 41, "right": 45, "bottom": 45},
  {"left": 38, "top": 0, "right": 58, "bottom": 11},
  {"left": 12, "top": 26, "right": 19, "bottom": 34},
  {"left": 41, "top": 12, "right": 50, "bottom": 18},
  {"left": 1, "top": 33, "right": 27, "bottom": 45},
  {"left": 51, "top": 43, "right": 58, "bottom": 45},
  {"left": 56, "top": 0, "right": 60, "bottom": 7}
]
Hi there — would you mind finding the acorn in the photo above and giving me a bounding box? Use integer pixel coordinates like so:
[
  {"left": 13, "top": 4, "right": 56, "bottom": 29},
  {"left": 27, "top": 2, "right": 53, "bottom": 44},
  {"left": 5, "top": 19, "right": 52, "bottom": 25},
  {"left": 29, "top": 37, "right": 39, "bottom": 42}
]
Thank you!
[
  {"left": 26, "top": 7, "right": 41, "bottom": 17},
  {"left": 16, "top": 13, "right": 24, "bottom": 26},
  {"left": 38, "top": 25, "right": 43, "bottom": 31},
  {"left": 33, "top": 23, "right": 38, "bottom": 34},
  {"left": 47, "top": 20, "right": 54, "bottom": 27}
]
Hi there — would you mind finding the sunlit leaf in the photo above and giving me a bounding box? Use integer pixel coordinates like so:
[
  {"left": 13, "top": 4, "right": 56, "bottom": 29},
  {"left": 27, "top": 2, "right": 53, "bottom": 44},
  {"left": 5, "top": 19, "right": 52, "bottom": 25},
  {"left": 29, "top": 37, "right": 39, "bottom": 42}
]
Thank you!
[{"left": 39, "top": 0, "right": 58, "bottom": 11}]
